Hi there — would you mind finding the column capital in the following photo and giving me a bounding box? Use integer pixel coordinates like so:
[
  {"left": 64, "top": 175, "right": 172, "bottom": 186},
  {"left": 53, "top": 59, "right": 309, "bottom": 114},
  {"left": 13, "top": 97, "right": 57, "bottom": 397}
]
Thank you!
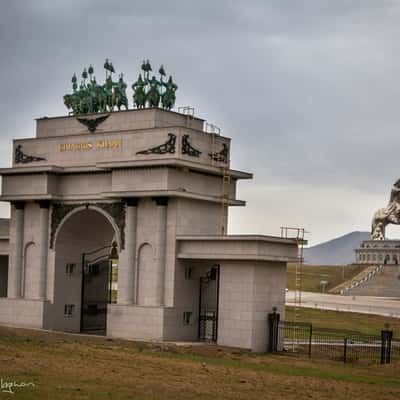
[
  {"left": 152, "top": 197, "right": 169, "bottom": 206},
  {"left": 125, "top": 198, "right": 139, "bottom": 207},
  {"left": 11, "top": 201, "right": 25, "bottom": 210}
]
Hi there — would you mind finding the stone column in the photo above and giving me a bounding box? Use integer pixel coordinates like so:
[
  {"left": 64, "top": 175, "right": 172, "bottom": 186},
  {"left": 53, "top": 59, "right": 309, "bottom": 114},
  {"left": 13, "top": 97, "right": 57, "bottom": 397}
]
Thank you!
[
  {"left": 118, "top": 198, "right": 138, "bottom": 304},
  {"left": 8, "top": 202, "right": 25, "bottom": 298},
  {"left": 36, "top": 201, "right": 50, "bottom": 300},
  {"left": 153, "top": 197, "right": 168, "bottom": 306}
]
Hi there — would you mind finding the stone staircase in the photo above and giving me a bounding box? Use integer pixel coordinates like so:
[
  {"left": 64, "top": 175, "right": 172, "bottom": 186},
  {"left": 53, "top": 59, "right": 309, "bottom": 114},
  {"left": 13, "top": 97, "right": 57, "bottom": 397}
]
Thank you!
[
  {"left": 343, "top": 265, "right": 400, "bottom": 297},
  {"left": 329, "top": 265, "right": 376, "bottom": 294}
]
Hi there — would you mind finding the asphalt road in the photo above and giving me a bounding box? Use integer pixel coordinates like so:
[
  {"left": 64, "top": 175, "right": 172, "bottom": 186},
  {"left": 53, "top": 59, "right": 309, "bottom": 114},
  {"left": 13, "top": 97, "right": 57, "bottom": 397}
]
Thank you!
[{"left": 286, "top": 290, "right": 400, "bottom": 318}]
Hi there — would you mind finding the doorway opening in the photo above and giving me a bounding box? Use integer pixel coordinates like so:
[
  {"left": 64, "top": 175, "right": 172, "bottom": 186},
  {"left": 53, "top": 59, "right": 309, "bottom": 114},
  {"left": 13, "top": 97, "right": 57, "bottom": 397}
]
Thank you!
[
  {"left": 0, "top": 255, "right": 8, "bottom": 297},
  {"left": 384, "top": 255, "right": 390, "bottom": 265},
  {"left": 198, "top": 265, "right": 220, "bottom": 342},
  {"left": 81, "top": 242, "right": 118, "bottom": 334}
]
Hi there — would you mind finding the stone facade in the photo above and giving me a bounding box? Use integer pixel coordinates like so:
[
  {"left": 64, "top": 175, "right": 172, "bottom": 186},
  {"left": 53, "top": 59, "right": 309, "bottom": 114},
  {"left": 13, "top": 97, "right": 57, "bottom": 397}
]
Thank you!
[
  {"left": 0, "top": 108, "right": 298, "bottom": 351},
  {"left": 355, "top": 239, "right": 400, "bottom": 265}
]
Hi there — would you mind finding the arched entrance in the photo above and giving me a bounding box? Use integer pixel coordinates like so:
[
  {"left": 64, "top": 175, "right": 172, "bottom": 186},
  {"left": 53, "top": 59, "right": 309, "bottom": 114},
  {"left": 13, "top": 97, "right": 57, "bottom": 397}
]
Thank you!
[
  {"left": 384, "top": 255, "right": 390, "bottom": 265},
  {"left": 52, "top": 208, "right": 119, "bottom": 334}
]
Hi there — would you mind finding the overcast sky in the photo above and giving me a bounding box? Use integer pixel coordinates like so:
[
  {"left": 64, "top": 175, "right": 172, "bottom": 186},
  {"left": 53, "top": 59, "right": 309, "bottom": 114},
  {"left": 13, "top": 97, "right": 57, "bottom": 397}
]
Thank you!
[{"left": 1, "top": 0, "right": 400, "bottom": 245}]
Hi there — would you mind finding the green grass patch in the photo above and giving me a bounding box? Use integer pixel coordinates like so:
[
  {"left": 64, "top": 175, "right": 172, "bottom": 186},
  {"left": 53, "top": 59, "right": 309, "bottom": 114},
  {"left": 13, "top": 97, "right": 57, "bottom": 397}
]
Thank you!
[
  {"left": 285, "top": 306, "right": 400, "bottom": 337},
  {"left": 287, "top": 264, "right": 366, "bottom": 292}
]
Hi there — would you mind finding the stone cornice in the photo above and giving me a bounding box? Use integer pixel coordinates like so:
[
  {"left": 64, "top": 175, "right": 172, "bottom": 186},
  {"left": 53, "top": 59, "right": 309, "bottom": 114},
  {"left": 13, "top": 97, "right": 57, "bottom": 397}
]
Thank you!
[{"left": 0, "top": 160, "right": 252, "bottom": 179}]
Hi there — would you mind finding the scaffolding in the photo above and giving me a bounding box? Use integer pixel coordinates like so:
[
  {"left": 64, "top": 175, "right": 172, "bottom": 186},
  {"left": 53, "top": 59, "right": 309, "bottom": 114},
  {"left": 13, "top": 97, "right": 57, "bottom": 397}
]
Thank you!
[
  {"left": 178, "top": 106, "right": 195, "bottom": 128},
  {"left": 220, "top": 163, "right": 230, "bottom": 235},
  {"left": 280, "top": 227, "right": 307, "bottom": 322},
  {"left": 206, "top": 122, "right": 229, "bottom": 235}
]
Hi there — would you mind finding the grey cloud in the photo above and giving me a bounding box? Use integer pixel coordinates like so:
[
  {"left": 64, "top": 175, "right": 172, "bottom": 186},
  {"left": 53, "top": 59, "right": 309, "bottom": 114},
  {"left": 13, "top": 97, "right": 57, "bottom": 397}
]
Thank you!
[{"left": 1, "top": 0, "right": 400, "bottom": 243}]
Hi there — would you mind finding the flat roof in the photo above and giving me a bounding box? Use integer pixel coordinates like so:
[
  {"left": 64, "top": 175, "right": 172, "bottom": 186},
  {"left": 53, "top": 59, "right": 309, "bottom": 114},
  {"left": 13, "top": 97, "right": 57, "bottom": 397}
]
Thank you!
[
  {"left": 176, "top": 234, "right": 305, "bottom": 245},
  {"left": 36, "top": 107, "right": 206, "bottom": 122},
  {"left": 176, "top": 234, "right": 301, "bottom": 263}
]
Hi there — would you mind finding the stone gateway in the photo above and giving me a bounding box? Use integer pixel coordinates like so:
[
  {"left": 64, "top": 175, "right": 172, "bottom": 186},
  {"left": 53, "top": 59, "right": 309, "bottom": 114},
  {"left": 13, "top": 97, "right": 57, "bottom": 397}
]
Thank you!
[{"left": 0, "top": 65, "right": 299, "bottom": 352}]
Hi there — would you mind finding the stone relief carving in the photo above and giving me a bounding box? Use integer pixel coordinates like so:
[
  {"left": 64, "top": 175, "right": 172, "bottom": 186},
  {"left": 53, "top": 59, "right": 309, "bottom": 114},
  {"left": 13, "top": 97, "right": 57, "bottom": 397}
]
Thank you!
[
  {"left": 136, "top": 133, "right": 176, "bottom": 155},
  {"left": 77, "top": 114, "right": 109, "bottom": 132},
  {"left": 15, "top": 145, "right": 46, "bottom": 164},
  {"left": 181, "top": 135, "right": 201, "bottom": 157},
  {"left": 209, "top": 143, "right": 229, "bottom": 163},
  {"left": 50, "top": 202, "right": 126, "bottom": 249}
]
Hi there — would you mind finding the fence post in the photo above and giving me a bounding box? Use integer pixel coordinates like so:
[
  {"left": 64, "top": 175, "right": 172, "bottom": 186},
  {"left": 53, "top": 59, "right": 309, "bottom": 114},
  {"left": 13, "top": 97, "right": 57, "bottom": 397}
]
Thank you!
[
  {"left": 343, "top": 337, "right": 347, "bottom": 363},
  {"left": 267, "top": 309, "right": 280, "bottom": 353},
  {"left": 381, "top": 330, "right": 393, "bottom": 364},
  {"left": 308, "top": 324, "right": 313, "bottom": 357}
]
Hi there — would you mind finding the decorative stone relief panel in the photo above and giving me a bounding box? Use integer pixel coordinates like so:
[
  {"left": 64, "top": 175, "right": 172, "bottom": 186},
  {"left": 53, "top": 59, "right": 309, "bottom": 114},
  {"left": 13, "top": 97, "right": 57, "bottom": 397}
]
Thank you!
[{"left": 50, "top": 202, "right": 126, "bottom": 249}]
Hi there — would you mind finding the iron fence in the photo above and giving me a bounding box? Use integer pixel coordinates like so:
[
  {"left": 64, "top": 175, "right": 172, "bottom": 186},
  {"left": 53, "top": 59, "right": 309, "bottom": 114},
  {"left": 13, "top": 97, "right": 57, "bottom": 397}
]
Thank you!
[{"left": 269, "top": 314, "right": 398, "bottom": 364}]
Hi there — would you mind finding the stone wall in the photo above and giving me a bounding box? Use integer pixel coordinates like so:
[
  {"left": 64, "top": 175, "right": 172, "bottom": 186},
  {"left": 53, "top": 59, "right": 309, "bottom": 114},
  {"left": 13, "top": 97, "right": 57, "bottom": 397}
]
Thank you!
[
  {"left": 107, "top": 304, "right": 164, "bottom": 340},
  {"left": 218, "top": 261, "right": 286, "bottom": 352},
  {"left": 0, "top": 298, "right": 45, "bottom": 328}
]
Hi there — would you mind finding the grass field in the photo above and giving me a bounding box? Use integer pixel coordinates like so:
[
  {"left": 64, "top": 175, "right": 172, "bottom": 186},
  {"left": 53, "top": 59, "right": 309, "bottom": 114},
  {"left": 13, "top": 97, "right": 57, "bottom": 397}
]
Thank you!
[
  {"left": 286, "top": 264, "right": 366, "bottom": 292},
  {"left": 285, "top": 306, "right": 400, "bottom": 336},
  {"left": 1, "top": 325, "right": 400, "bottom": 399}
]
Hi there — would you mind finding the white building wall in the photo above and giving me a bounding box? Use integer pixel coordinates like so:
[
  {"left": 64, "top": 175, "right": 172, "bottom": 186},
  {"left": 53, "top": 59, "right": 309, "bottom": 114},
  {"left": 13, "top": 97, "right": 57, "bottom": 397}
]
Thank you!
[
  {"left": 107, "top": 305, "right": 164, "bottom": 340},
  {"left": 135, "top": 198, "right": 166, "bottom": 306},
  {"left": 0, "top": 298, "right": 45, "bottom": 328},
  {"left": 57, "top": 173, "right": 111, "bottom": 197},
  {"left": 251, "top": 262, "right": 286, "bottom": 352},
  {"left": 218, "top": 262, "right": 254, "bottom": 349},
  {"left": 164, "top": 199, "right": 177, "bottom": 307},
  {"left": 21, "top": 202, "right": 41, "bottom": 299},
  {"left": 164, "top": 261, "right": 210, "bottom": 341},
  {"left": 7, "top": 205, "right": 18, "bottom": 297},
  {"left": 176, "top": 198, "right": 222, "bottom": 236},
  {"left": 217, "top": 261, "right": 287, "bottom": 352}
]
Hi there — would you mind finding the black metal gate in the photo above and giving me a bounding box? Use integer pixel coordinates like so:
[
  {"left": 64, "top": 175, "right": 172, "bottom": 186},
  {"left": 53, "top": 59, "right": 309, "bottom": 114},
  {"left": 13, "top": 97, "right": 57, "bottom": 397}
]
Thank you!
[
  {"left": 198, "top": 265, "right": 220, "bottom": 342},
  {"left": 80, "top": 247, "right": 114, "bottom": 333}
]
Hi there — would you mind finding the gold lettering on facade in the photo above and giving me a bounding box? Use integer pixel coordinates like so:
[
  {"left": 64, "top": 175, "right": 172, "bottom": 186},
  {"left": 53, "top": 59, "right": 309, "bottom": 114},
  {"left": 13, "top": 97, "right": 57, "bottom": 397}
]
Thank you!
[
  {"left": 95, "top": 139, "right": 122, "bottom": 149},
  {"left": 59, "top": 140, "right": 122, "bottom": 152}
]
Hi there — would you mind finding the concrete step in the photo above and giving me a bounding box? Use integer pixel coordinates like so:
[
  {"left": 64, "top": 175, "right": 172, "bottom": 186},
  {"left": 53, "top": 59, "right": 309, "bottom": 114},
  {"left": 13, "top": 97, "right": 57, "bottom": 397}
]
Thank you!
[{"left": 344, "top": 265, "right": 400, "bottom": 297}]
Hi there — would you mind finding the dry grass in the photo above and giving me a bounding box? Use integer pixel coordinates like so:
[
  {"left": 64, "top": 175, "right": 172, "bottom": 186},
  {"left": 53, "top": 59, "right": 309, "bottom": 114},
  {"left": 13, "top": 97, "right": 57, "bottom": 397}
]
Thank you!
[
  {"left": 287, "top": 264, "right": 366, "bottom": 292},
  {"left": 0, "top": 326, "right": 400, "bottom": 399}
]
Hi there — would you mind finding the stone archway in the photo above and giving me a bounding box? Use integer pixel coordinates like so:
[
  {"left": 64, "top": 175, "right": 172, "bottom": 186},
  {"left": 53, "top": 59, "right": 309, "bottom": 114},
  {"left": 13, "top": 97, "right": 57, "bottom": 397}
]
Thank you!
[{"left": 50, "top": 208, "right": 119, "bottom": 333}]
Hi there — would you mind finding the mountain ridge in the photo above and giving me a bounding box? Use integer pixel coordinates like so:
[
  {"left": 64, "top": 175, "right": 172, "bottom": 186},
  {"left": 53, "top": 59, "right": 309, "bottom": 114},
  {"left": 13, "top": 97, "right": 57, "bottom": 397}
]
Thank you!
[{"left": 304, "top": 231, "right": 370, "bottom": 265}]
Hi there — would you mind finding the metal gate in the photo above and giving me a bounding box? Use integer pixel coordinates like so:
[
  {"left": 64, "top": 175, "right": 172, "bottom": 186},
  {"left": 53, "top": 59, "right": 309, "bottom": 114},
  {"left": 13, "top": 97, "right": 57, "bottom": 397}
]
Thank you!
[
  {"left": 198, "top": 265, "right": 220, "bottom": 342},
  {"left": 268, "top": 313, "right": 398, "bottom": 364},
  {"left": 80, "top": 246, "right": 114, "bottom": 333}
]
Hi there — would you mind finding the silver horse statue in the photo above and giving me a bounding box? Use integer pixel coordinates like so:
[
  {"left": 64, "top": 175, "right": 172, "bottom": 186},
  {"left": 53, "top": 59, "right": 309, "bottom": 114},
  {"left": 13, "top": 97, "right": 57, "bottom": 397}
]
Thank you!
[{"left": 371, "top": 179, "right": 400, "bottom": 240}]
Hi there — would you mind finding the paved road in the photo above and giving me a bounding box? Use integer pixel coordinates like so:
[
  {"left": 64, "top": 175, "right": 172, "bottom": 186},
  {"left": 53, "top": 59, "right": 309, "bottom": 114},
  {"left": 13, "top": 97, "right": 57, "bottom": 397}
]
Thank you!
[{"left": 286, "top": 291, "right": 400, "bottom": 318}]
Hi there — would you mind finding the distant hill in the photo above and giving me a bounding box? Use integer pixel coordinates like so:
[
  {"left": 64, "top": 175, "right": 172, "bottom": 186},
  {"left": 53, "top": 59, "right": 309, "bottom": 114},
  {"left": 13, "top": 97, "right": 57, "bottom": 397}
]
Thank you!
[{"left": 304, "top": 231, "right": 370, "bottom": 265}]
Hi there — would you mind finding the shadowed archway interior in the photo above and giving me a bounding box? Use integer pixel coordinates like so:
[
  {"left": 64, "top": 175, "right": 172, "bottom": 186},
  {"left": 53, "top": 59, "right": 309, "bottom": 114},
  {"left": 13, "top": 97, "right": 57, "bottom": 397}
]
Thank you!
[{"left": 51, "top": 209, "right": 118, "bottom": 333}]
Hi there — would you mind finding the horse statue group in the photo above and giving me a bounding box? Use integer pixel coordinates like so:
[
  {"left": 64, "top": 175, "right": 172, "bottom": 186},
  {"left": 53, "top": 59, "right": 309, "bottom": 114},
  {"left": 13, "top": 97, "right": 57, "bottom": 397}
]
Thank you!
[
  {"left": 64, "top": 61, "right": 128, "bottom": 115},
  {"left": 63, "top": 59, "right": 178, "bottom": 116},
  {"left": 371, "top": 179, "right": 400, "bottom": 240},
  {"left": 132, "top": 60, "right": 177, "bottom": 110}
]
